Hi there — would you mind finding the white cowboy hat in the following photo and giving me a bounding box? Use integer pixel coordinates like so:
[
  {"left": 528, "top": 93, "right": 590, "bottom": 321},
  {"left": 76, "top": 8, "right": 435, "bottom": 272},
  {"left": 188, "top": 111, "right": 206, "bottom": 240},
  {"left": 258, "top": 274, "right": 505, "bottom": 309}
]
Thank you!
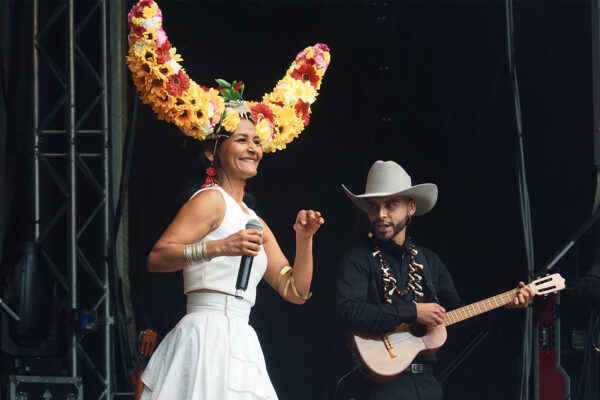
[{"left": 342, "top": 160, "right": 438, "bottom": 216}]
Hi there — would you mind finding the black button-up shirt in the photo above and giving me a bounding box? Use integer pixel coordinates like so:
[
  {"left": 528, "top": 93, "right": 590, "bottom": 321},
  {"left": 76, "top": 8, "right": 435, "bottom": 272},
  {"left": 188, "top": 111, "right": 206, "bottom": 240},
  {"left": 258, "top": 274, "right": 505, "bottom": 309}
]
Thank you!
[
  {"left": 336, "top": 239, "right": 465, "bottom": 399},
  {"left": 336, "top": 239, "right": 463, "bottom": 335}
]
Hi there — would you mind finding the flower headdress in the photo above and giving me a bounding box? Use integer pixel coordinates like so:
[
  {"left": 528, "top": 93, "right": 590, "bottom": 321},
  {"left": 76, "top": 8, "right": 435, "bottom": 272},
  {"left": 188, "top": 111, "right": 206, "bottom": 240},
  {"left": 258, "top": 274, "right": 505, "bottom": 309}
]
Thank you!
[{"left": 126, "top": 0, "right": 330, "bottom": 153}]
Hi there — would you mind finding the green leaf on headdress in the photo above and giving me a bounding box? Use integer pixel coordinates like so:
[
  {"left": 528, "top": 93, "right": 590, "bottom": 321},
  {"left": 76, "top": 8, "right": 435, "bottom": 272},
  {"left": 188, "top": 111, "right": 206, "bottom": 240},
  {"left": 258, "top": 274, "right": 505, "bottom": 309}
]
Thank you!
[
  {"left": 215, "top": 79, "right": 231, "bottom": 88},
  {"left": 215, "top": 78, "right": 245, "bottom": 102}
]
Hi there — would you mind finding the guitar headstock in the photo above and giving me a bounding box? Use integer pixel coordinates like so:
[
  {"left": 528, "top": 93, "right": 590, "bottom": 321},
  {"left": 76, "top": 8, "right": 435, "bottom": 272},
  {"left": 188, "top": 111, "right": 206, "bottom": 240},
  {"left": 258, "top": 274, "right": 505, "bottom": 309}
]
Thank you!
[{"left": 529, "top": 273, "right": 565, "bottom": 295}]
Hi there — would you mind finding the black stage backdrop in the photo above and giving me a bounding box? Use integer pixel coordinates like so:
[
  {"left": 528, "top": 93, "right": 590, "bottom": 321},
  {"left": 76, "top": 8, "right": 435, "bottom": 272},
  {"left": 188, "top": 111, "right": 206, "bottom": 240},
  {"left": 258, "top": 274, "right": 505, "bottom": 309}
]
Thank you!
[
  {"left": 2, "top": 1, "right": 596, "bottom": 399},
  {"left": 129, "top": 1, "right": 595, "bottom": 399}
]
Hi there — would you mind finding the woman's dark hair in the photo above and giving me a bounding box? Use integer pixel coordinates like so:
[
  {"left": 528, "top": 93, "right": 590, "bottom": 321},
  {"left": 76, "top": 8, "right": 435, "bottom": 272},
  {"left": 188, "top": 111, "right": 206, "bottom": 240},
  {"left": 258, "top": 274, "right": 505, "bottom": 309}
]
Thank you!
[{"left": 177, "top": 136, "right": 222, "bottom": 206}]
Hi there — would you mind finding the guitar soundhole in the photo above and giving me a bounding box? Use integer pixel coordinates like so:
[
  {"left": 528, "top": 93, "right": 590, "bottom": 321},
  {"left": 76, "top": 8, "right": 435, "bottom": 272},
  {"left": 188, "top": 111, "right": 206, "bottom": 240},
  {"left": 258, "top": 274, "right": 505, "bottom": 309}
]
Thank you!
[{"left": 410, "top": 323, "right": 427, "bottom": 337}]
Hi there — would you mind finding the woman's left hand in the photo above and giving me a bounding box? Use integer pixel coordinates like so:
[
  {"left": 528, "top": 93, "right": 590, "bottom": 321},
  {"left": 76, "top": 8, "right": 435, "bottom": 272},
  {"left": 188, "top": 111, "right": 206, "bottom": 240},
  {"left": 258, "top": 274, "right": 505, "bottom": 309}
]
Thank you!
[{"left": 293, "top": 210, "right": 324, "bottom": 239}]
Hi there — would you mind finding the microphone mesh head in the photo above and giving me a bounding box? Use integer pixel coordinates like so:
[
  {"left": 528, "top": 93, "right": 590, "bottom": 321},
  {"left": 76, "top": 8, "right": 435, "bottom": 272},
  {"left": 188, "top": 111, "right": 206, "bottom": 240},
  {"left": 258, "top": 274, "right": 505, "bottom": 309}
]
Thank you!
[{"left": 245, "top": 219, "right": 263, "bottom": 232}]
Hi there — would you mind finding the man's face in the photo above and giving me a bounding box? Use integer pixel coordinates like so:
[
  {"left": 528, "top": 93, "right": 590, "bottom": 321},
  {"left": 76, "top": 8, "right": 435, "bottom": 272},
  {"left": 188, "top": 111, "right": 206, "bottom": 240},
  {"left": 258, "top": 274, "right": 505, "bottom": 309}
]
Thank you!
[{"left": 367, "top": 195, "right": 415, "bottom": 244}]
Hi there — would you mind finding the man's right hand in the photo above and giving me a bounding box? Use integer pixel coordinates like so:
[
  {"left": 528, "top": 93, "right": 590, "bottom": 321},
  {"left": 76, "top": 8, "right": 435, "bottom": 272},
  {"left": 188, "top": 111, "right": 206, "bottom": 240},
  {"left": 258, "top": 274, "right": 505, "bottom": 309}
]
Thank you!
[{"left": 415, "top": 303, "right": 446, "bottom": 327}]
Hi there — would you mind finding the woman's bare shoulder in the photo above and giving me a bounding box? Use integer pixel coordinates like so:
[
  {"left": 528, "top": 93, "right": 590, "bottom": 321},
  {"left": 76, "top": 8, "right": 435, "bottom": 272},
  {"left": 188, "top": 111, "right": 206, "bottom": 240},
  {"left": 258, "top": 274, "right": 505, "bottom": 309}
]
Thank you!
[{"left": 182, "top": 187, "right": 226, "bottom": 217}]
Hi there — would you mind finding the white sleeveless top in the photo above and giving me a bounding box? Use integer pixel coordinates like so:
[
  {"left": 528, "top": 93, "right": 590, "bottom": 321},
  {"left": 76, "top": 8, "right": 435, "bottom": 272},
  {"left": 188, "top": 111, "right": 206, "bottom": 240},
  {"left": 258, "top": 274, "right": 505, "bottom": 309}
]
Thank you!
[{"left": 183, "top": 186, "right": 268, "bottom": 306}]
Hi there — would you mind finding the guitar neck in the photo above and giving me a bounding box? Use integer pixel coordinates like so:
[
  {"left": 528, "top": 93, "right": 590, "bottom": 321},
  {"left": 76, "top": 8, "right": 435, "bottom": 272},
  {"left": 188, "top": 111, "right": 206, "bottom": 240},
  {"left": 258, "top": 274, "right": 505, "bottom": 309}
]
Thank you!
[{"left": 444, "top": 288, "right": 519, "bottom": 326}]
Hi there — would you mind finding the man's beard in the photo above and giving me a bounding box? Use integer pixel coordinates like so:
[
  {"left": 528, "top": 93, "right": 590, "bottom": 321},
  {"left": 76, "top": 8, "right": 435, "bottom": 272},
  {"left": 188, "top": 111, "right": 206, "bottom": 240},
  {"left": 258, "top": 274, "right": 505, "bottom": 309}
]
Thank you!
[{"left": 370, "top": 215, "right": 410, "bottom": 242}]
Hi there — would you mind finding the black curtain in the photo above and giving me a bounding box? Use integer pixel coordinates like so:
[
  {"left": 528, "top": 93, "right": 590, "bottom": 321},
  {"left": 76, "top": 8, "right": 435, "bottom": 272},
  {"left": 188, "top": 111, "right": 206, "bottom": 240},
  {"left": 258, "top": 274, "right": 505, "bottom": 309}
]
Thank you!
[
  {"left": 0, "top": 0, "right": 8, "bottom": 265},
  {"left": 0, "top": 1, "right": 33, "bottom": 269}
]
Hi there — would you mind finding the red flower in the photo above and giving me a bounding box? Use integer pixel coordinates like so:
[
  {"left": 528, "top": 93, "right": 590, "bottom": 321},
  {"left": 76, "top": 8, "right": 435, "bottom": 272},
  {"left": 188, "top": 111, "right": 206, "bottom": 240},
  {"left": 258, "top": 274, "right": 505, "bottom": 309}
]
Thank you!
[
  {"left": 166, "top": 70, "right": 190, "bottom": 97},
  {"left": 132, "top": 24, "right": 145, "bottom": 36},
  {"left": 314, "top": 43, "right": 330, "bottom": 52},
  {"left": 290, "top": 63, "right": 319, "bottom": 88},
  {"left": 138, "top": 0, "right": 154, "bottom": 8},
  {"left": 250, "top": 103, "right": 275, "bottom": 123},
  {"left": 295, "top": 100, "right": 311, "bottom": 126},
  {"left": 156, "top": 40, "right": 172, "bottom": 64},
  {"left": 129, "top": 7, "right": 143, "bottom": 18}
]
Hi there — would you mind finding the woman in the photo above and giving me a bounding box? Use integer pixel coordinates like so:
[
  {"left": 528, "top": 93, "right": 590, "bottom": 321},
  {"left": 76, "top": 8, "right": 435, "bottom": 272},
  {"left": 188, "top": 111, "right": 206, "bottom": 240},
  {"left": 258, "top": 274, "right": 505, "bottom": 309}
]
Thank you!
[
  {"left": 141, "top": 113, "right": 323, "bottom": 399},
  {"left": 126, "top": 1, "right": 330, "bottom": 398}
]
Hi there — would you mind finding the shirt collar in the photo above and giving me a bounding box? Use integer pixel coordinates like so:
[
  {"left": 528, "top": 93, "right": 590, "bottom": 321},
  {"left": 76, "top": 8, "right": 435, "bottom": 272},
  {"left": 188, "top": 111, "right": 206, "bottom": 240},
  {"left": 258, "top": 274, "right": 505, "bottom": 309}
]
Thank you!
[{"left": 377, "top": 238, "right": 409, "bottom": 259}]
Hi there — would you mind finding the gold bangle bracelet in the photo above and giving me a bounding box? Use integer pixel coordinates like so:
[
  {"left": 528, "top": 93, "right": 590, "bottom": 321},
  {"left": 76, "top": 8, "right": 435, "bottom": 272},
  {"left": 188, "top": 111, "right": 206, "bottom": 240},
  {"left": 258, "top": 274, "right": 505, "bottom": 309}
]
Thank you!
[
  {"left": 278, "top": 265, "right": 312, "bottom": 300},
  {"left": 277, "top": 265, "right": 292, "bottom": 287},
  {"left": 184, "top": 241, "right": 210, "bottom": 266}
]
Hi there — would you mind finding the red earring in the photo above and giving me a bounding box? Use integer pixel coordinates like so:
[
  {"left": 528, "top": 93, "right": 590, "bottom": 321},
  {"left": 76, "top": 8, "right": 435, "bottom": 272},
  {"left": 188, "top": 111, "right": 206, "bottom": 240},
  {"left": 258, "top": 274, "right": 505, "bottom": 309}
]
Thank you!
[{"left": 202, "top": 165, "right": 218, "bottom": 188}]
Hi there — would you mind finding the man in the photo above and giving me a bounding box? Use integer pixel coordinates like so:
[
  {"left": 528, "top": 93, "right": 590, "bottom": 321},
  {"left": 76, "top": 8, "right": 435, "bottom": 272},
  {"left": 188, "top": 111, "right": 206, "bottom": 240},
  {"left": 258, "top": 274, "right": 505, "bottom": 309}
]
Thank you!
[{"left": 336, "top": 160, "right": 532, "bottom": 399}]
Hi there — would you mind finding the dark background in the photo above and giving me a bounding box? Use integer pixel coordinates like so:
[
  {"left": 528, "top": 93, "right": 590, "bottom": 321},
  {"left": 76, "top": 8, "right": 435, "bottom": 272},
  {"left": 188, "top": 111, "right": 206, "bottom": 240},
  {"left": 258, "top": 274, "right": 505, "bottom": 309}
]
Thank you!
[{"left": 2, "top": 1, "right": 598, "bottom": 399}]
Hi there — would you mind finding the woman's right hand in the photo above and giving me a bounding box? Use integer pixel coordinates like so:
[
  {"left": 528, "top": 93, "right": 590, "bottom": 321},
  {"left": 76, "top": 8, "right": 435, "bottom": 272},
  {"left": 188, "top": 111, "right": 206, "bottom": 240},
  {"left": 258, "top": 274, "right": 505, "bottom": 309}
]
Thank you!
[{"left": 214, "top": 229, "right": 263, "bottom": 258}]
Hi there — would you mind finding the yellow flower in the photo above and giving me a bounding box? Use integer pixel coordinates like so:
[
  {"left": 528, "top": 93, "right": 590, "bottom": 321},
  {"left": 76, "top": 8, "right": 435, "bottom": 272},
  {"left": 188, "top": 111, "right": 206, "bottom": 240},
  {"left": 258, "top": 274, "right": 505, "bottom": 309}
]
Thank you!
[
  {"left": 173, "top": 108, "right": 194, "bottom": 131},
  {"left": 274, "top": 106, "right": 303, "bottom": 143},
  {"left": 152, "top": 91, "right": 176, "bottom": 111},
  {"left": 269, "top": 134, "right": 288, "bottom": 152},
  {"left": 142, "top": 3, "right": 158, "bottom": 19},
  {"left": 154, "top": 62, "right": 174, "bottom": 80},
  {"left": 131, "top": 39, "right": 148, "bottom": 55},
  {"left": 169, "top": 47, "right": 183, "bottom": 63},
  {"left": 283, "top": 81, "right": 316, "bottom": 106},
  {"left": 222, "top": 109, "right": 240, "bottom": 132},
  {"left": 126, "top": 52, "right": 149, "bottom": 77},
  {"left": 149, "top": 76, "right": 167, "bottom": 96},
  {"left": 130, "top": 16, "right": 141, "bottom": 27},
  {"left": 255, "top": 120, "right": 273, "bottom": 144},
  {"left": 186, "top": 85, "right": 211, "bottom": 126},
  {"left": 185, "top": 124, "right": 208, "bottom": 141}
]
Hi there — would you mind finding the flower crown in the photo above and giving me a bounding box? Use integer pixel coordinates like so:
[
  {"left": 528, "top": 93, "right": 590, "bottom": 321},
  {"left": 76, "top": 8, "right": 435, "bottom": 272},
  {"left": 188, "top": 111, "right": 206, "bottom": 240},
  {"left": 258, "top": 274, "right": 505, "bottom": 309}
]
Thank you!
[{"left": 126, "top": 0, "right": 330, "bottom": 152}]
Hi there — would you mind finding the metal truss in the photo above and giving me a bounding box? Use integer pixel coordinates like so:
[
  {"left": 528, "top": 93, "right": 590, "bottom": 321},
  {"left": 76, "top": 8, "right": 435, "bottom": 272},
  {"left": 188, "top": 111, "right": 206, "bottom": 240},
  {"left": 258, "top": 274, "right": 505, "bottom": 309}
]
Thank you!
[{"left": 33, "top": 0, "right": 112, "bottom": 398}]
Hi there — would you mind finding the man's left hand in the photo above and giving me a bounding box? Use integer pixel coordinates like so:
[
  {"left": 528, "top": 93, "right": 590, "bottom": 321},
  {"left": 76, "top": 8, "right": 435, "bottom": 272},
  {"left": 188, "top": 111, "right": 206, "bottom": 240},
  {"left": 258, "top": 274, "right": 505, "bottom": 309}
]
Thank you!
[{"left": 506, "top": 281, "right": 534, "bottom": 309}]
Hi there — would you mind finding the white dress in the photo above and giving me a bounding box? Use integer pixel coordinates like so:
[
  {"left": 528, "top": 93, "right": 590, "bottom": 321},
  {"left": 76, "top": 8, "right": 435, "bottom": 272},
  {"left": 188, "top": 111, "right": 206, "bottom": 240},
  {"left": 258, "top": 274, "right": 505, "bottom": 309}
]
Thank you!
[{"left": 140, "top": 186, "right": 278, "bottom": 400}]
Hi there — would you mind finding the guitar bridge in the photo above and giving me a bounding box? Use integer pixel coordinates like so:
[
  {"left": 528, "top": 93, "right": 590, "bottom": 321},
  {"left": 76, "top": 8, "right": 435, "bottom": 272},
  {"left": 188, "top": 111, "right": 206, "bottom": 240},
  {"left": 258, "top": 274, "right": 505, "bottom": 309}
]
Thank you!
[{"left": 381, "top": 334, "right": 397, "bottom": 358}]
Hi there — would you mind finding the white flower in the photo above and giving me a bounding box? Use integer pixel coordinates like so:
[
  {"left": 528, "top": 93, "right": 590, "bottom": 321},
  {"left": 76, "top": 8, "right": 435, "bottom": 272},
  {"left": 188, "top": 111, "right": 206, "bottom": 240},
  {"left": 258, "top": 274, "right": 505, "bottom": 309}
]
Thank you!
[
  {"left": 166, "top": 60, "right": 180, "bottom": 74},
  {"left": 200, "top": 121, "right": 213, "bottom": 135},
  {"left": 140, "top": 17, "right": 161, "bottom": 30},
  {"left": 133, "top": 40, "right": 146, "bottom": 53}
]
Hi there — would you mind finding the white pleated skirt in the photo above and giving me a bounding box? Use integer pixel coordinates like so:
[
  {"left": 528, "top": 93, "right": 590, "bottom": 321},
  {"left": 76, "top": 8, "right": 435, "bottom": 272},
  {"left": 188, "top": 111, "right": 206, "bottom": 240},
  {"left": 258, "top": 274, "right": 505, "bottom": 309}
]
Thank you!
[{"left": 140, "top": 292, "right": 278, "bottom": 400}]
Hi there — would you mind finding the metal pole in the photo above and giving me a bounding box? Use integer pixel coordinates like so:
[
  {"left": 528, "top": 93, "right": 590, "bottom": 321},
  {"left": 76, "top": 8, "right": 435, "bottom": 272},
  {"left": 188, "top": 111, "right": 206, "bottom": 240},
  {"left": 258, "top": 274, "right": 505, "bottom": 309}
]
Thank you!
[
  {"left": 592, "top": 0, "right": 600, "bottom": 167},
  {"left": 505, "top": 1, "right": 534, "bottom": 398},
  {"left": 101, "top": 0, "right": 112, "bottom": 397},
  {"left": 67, "top": 0, "right": 78, "bottom": 378},
  {"left": 33, "top": 0, "right": 40, "bottom": 241}
]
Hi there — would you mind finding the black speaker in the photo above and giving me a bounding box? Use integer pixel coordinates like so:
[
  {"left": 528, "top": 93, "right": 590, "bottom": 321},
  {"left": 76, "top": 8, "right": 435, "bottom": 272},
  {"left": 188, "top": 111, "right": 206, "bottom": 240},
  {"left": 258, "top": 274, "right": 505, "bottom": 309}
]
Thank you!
[
  {"left": 9, "top": 242, "right": 54, "bottom": 345},
  {"left": 1, "top": 242, "right": 58, "bottom": 358}
]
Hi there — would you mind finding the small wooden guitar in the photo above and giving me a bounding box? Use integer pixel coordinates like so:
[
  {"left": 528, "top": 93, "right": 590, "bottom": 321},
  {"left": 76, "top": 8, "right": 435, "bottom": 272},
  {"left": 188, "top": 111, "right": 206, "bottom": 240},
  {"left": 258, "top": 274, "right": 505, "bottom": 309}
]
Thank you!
[
  {"left": 348, "top": 273, "right": 565, "bottom": 382},
  {"left": 133, "top": 329, "right": 158, "bottom": 400}
]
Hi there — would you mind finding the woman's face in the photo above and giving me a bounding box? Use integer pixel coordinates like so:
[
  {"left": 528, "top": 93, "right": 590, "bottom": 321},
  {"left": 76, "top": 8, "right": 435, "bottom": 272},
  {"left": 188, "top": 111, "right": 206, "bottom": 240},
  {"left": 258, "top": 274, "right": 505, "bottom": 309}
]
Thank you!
[{"left": 214, "top": 119, "right": 263, "bottom": 180}]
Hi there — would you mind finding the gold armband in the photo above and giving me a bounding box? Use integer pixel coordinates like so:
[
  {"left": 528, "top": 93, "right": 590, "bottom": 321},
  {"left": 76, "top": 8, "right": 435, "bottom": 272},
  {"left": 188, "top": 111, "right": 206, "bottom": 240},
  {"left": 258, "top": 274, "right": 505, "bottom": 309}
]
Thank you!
[{"left": 277, "top": 265, "right": 312, "bottom": 301}]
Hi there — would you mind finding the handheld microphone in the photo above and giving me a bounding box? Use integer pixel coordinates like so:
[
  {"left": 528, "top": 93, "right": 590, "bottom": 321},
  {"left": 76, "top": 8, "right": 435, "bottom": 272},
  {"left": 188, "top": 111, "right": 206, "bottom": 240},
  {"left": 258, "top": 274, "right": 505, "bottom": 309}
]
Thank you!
[{"left": 235, "top": 219, "right": 263, "bottom": 299}]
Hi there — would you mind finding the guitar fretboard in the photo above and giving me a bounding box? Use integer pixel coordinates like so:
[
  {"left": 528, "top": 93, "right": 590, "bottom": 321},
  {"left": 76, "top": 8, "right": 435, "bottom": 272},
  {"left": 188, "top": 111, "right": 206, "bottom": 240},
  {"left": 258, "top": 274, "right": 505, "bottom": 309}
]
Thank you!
[{"left": 444, "top": 289, "right": 519, "bottom": 326}]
